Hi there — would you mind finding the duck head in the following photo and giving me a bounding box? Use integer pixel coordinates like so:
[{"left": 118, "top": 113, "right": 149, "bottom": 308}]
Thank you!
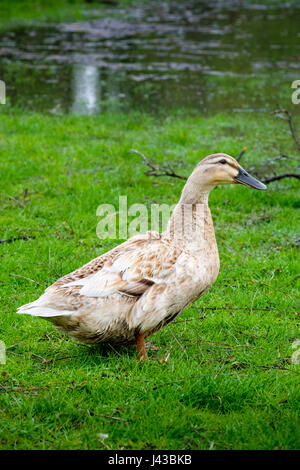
[{"left": 193, "top": 153, "right": 267, "bottom": 191}]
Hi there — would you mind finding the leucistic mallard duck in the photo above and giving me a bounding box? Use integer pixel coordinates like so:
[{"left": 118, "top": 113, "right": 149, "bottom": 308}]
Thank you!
[{"left": 17, "top": 154, "right": 267, "bottom": 360}]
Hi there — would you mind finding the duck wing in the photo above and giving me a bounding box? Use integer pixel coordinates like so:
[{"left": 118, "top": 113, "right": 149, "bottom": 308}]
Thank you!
[
  {"left": 60, "top": 232, "right": 179, "bottom": 298},
  {"left": 17, "top": 232, "right": 180, "bottom": 317}
]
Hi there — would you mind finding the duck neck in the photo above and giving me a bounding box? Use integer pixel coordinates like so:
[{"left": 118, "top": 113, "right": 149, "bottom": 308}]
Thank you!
[{"left": 165, "top": 175, "right": 216, "bottom": 248}]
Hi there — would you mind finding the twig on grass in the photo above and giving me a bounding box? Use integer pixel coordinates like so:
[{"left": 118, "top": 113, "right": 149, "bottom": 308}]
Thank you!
[
  {"left": 0, "top": 236, "right": 35, "bottom": 244},
  {"left": 6, "top": 343, "right": 20, "bottom": 350},
  {"left": 262, "top": 173, "right": 300, "bottom": 183},
  {"left": 271, "top": 107, "right": 300, "bottom": 154},
  {"left": 97, "top": 436, "right": 111, "bottom": 450},
  {"left": 243, "top": 279, "right": 291, "bottom": 296},
  {"left": 9, "top": 273, "right": 44, "bottom": 287},
  {"left": 31, "top": 352, "right": 48, "bottom": 364},
  {"left": 196, "top": 339, "right": 260, "bottom": 350},
  {"left": 0, "top": 384, "right": 9, "bottom": 393},
  {"left": 129, "top": 149, "right": 187, "bottom": 180},
  {"left": 107, "top": 343, "right": 122, "bottom": 357},
  {"left": 167, "top": 325, "right": 188, "bottom": 357},
  {"left": 1, "top": 193, "right": 25, "bottom": 208}
]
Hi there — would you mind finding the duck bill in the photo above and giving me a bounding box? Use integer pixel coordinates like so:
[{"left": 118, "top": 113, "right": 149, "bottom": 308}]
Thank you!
[{"left": 234, "top": 167, "right": 267, "bottom": 190}]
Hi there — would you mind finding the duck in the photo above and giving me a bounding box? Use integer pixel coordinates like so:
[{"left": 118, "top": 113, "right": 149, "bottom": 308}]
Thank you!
[{"left": 17, "top": 153, "right": 267, "bottom": 360}]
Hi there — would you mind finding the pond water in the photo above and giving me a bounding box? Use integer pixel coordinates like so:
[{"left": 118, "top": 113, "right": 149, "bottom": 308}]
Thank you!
[{"left": 0, "top": 0, "right": 299, "bottom": 114}]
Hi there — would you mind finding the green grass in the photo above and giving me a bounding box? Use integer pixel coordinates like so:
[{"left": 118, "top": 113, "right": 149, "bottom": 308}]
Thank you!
[
  {"left": 0, "top": 0, "right": 139, "bottom": 31},
  {"left": 0, "top": 107, "right": 299, "bottom": 450}
]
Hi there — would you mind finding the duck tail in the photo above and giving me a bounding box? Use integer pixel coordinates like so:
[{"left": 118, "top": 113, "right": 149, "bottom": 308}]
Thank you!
[{"left": 17, "top": 295, "right": 72, "bottom": 318}]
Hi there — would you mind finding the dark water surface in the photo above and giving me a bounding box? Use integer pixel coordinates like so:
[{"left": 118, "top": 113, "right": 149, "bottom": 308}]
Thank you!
[{"left": 0, "top": 0, "right": 299, "bottom": 114}]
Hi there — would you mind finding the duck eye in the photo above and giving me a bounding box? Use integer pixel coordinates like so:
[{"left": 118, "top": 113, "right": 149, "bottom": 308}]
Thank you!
[{"left": 219, "top": 159, "right": 227, "bottom": 165}]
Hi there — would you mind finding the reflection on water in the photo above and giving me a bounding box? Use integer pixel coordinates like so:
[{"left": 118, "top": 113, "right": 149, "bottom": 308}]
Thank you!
[
  {"left": 72, "top": 65, "right": 100, "bottom": 114},
  {"left": 0, "top": 0, "right": 299, "bottom": 114}
]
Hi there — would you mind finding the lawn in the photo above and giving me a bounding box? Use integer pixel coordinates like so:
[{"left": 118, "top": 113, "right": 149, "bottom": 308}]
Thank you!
[
  {"left": 0, "top": 0, "right": 141, "bottom": 32},
  {"left": 0, "top": 107, "right": 299, "bottom": 449}
]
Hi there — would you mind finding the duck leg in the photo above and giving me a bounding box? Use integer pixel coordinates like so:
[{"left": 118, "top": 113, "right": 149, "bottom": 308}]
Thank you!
[{"left": 136, "top": 333, "right": 148, "bottom": 361}]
